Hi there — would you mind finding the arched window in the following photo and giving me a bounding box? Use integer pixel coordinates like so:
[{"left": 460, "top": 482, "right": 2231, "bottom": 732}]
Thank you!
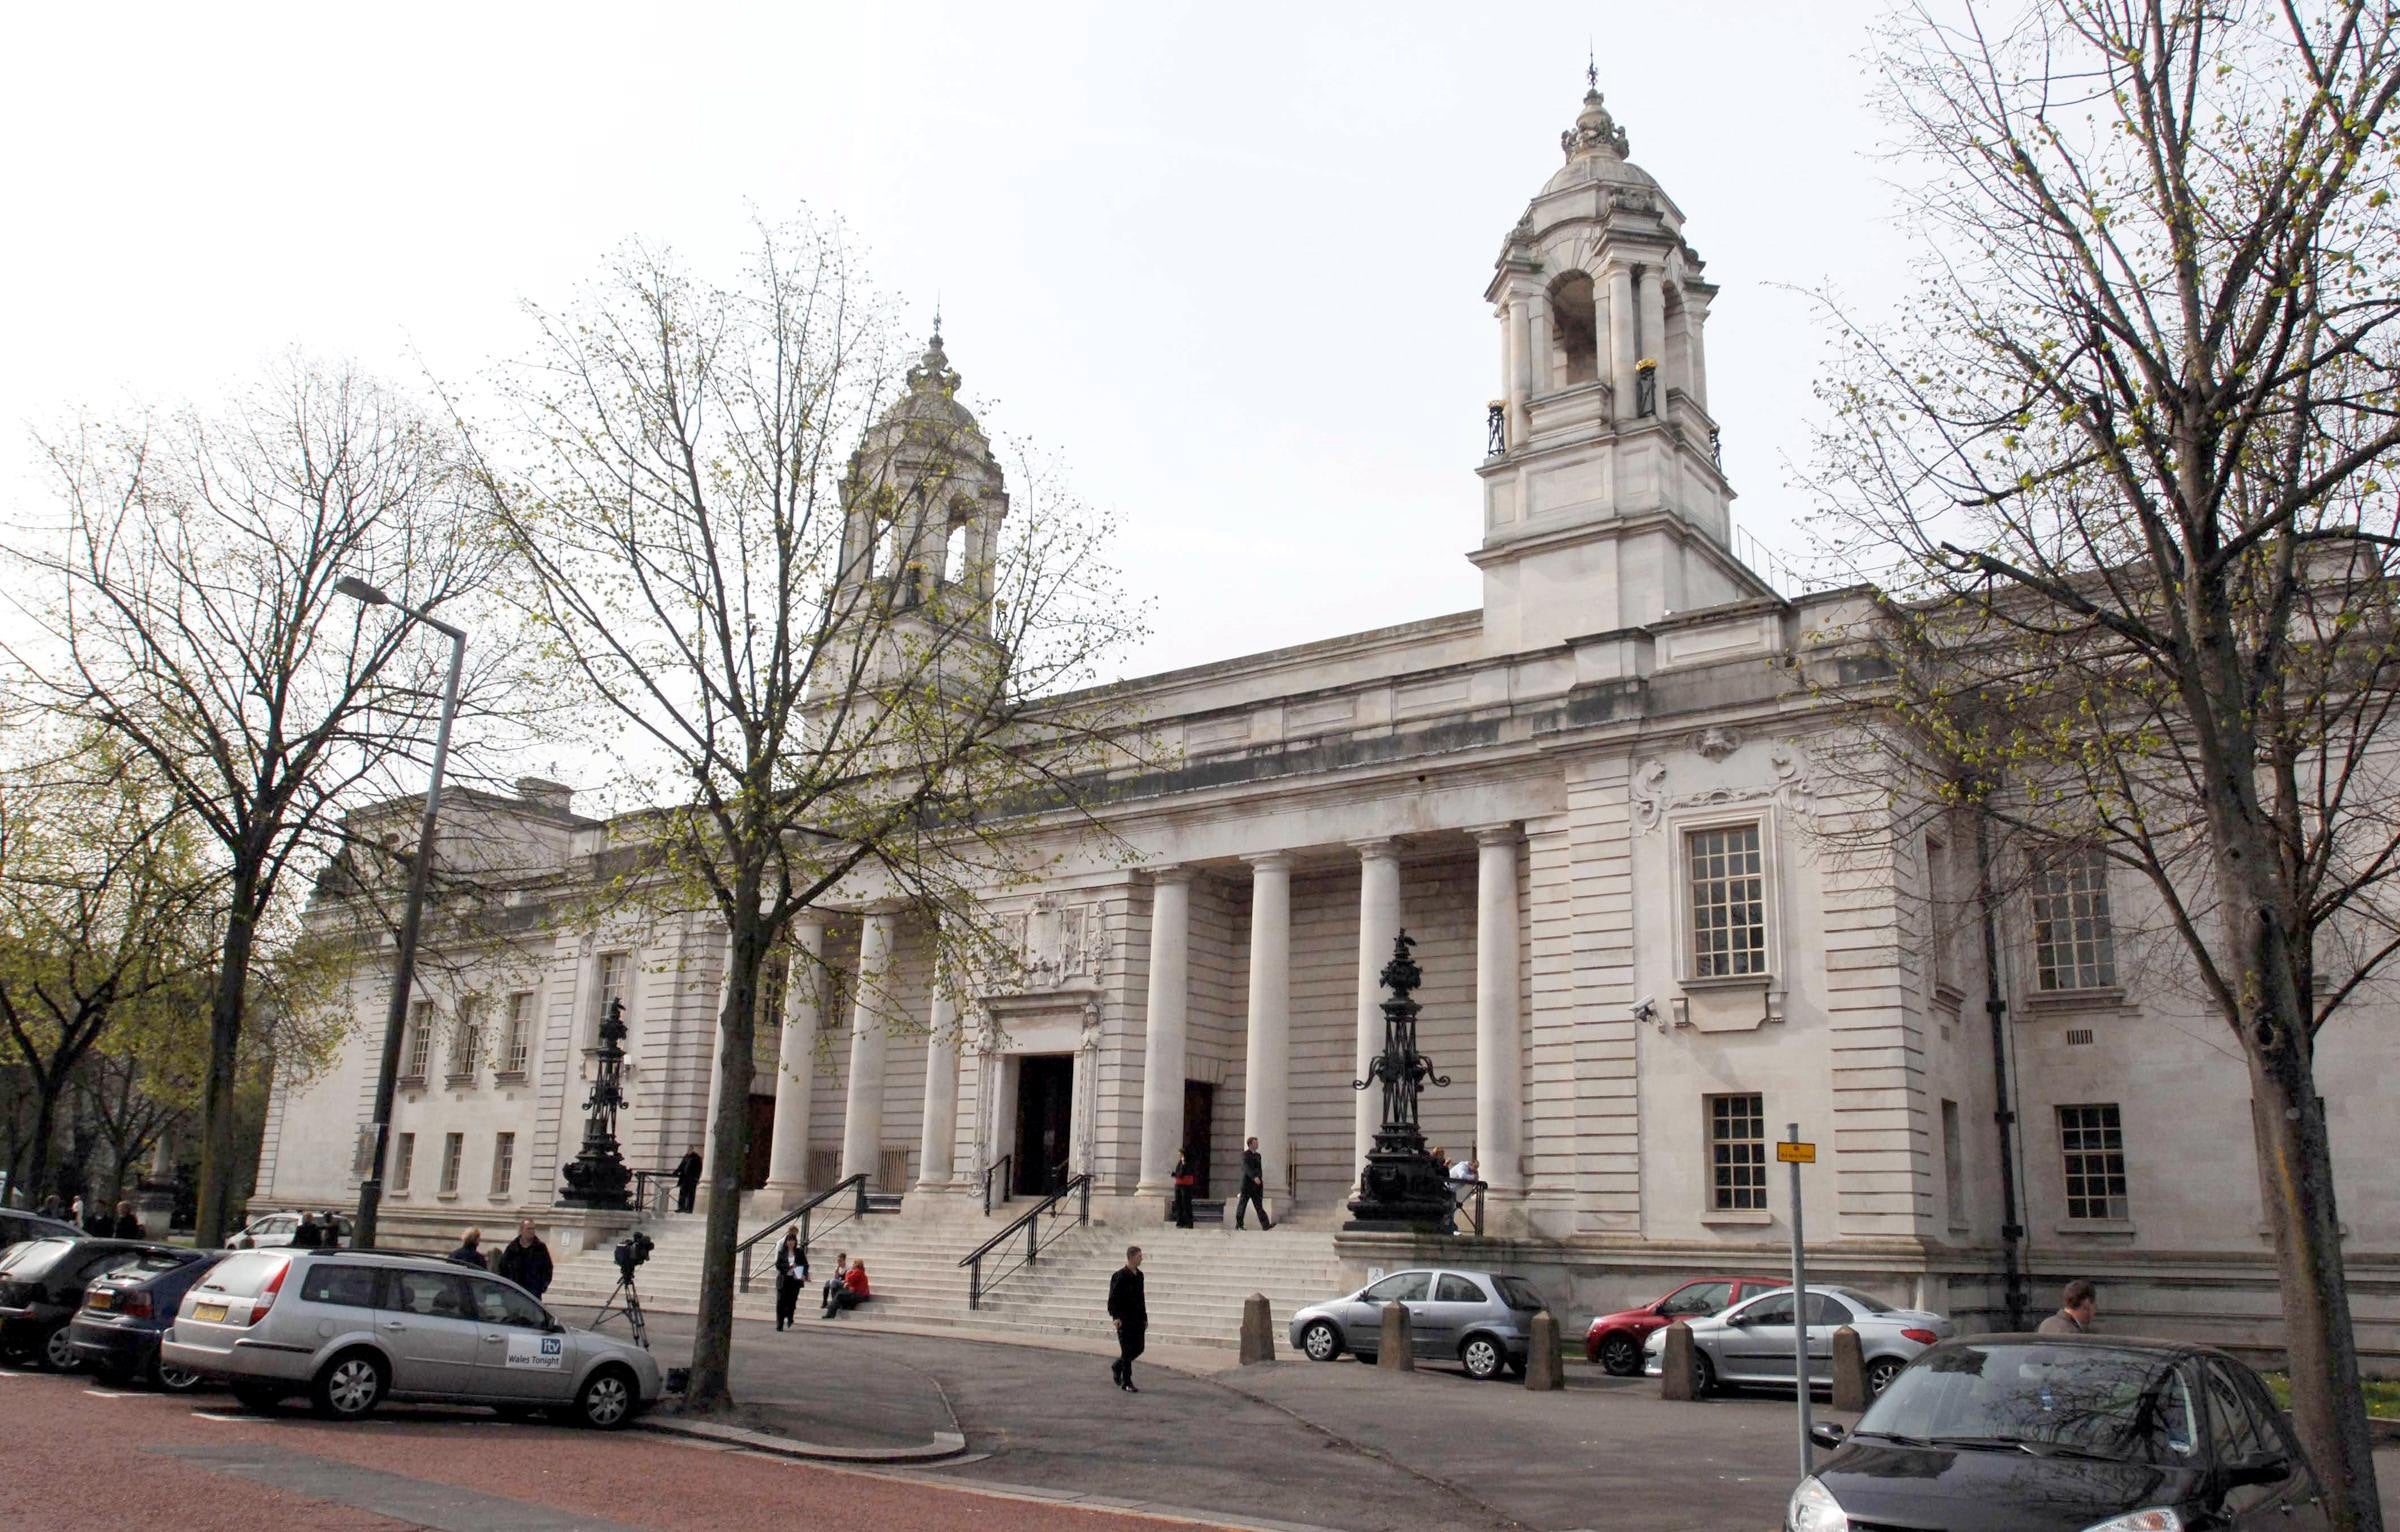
[
  {"left": 1549, "top": 272, "right": 1599, "bottom": 385},
  {"left": 943, "top": 522, "right": 967, "bottom": 585}
]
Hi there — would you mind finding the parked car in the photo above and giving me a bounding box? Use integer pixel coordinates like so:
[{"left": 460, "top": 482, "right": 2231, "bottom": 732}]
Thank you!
[
  {"left": 0, "top": 1237, "right": 201, "bottom": 1371},
  {"left": 1643, "top": 1284, "right": 1950, "bottom": 1397},
  {"left": 163, "top": 1248, "right": 662, "bottom": 1426},
  {"left": 1290, "top": 1267, "right": 1550, "bottom": 1381},
  {"left": 0, "top": 1208, "right": 80, "bottom": 1254},
  {"left": 224, "top": 1210, "right": 348, "bottom": 1249},
  {"left": 70, "top": 1250, "right": 224, "bottom": 1391},
  {"left": 1791, "top": 1335, "right": 2328, "bottom": 1531},
  {"left": 1585, "top": 1275, "right": 1782, "bottom": 1375}
]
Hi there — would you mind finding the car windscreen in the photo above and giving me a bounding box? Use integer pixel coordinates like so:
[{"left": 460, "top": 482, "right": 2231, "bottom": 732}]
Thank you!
[
  {"left": 0, "top": 1238, "right": 79, "bottom": 1279},
  {"left": 1854, "top": 1343, "right": 2199, "bottom": 1466},
  {"left": 96, "top": 1250, "right": 194, "bottom": 1281},
  {"left": 1496, "top": 1276, "right": 1546, "bottom": 1312},
  {"left": 196, "top": 1251, "right": 290, "bottom": 1297}
]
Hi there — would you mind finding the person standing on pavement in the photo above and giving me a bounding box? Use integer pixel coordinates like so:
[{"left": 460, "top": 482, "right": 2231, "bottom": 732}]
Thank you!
[
  {"left": 1108, "top": 1245, "right": 1147, "bottom": 1391},
  {"left": 294, "top": 1212, "right": 323, "bottom": 1248},
  {"left": 447, "top": 1227, "right": 487, "bottom": 1268},
  {"left": 2038, "top": 1279, "right": 2098, "bottom": 1335},
  {"left": 1170, "top": 1149, "right": 1196, "bottom": 1229},
  {"left": 673, "top": 1145, "right": 703, "bottom": 1213},
  {"left": 495, "top": 1219, "right": 554, "bottom": 1297},
  {"left": 772, "top": 1228, "right": 806, "bottom": 1331},
  {"left": 110, "top": 1201, "right": 143, "bottom": 1237},
  {"left": 1235, "top": 1137, "right": 1273, "bottom": 1231}
]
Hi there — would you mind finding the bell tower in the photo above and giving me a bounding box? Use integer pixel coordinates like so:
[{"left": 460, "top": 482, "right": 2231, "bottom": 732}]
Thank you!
[{"left": 1472, "top": 79, "right": 1767, "bottom": 653}]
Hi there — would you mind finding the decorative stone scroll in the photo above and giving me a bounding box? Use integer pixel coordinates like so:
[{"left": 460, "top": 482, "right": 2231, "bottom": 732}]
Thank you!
[{"left": 999, "top": 894, "right": 1105, "bottom": 991}]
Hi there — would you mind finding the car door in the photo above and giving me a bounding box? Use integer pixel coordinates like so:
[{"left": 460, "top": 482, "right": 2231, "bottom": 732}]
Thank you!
[
  {"left": 1349, "top": 1271, "right": 1431, "bottom": 1355},
  {"left": 378, "top": 1267, "right": 485, "bottom": 1395},
  {"left": 1795, "top": 1292, "right": 1846, "bottom": 1386},
  {"left": 1718, "top": 1292, "right": 1796, "bottom": 1384},
  {"left": 2230, "top": 1364, "right": 2329, "bottom": 1528},
  {"left": 464, "top": 1276, "right": 575, "bottom": 1401},
  {"left": 1416, "top": 1272, "right": 1487, "bottom": 1360}
]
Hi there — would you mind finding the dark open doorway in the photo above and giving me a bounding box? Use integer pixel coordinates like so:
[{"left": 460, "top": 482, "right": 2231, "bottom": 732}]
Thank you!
[
  {"left": 741, "top": 1093, "right": 775, "bottom": 1189},
  {"left": 1181, "top": 1081, "right": 1215, "bottom": 1199},
  {"left": 1013, "top": 1054, "right": 1074, "bottom": 1197}
]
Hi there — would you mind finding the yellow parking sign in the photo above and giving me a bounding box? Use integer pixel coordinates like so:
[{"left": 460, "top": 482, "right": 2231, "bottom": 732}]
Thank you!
[{"left": 1775, "top": 1140, "right": 1816, "bottom": 1164}]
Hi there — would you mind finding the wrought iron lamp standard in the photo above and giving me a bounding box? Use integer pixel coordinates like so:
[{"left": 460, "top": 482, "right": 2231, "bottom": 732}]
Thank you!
[
  {"left": 1345, "top": 932, "right": 1458, "bottom": 1232},
  {"left": 560, "top": 999, "right": 634, "bottom": 1208}
]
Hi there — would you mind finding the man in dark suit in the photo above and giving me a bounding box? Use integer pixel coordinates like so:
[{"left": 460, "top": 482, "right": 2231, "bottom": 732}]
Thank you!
[
  {"left": 673, "top": 1146, "right": 702, "bottom": 1213},
  {"left": 1235, "top": 1136, "right": 1273, "bottom": 1231},
  {"left": 1107, "top": 1245, "right": 1147, "bottom": 1392}
]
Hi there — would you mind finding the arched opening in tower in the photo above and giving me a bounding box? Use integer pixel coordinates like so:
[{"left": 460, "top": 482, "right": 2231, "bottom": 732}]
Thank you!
[{"left": 1549, "top": 272, "right": 1599, "bottom": 386}]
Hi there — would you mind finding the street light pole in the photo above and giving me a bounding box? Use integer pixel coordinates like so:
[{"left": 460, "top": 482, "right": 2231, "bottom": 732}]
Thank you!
[{"left": 339, "top": 576, "right": 467, "bottom": 1251}]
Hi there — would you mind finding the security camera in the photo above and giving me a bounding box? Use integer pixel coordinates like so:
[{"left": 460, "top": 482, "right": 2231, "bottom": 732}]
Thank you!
[{"left": 1631, "top": 996, "right": 1658, "bottom": 1024}]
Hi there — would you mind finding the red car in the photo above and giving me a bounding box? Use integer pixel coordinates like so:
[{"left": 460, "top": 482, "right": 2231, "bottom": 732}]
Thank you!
[{"left": 1584, "top": 1275, "right": 1781, "bottom": 1375}]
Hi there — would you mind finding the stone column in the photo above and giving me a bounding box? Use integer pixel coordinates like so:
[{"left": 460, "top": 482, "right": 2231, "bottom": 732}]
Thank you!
[
  {"left": 1606, "top": 263, "right": 1639, "bottom": 416},
  {"left": 1474, "top": 827, "right": 1524, "bottom": 1194},
  {"left": 1686, "top": 290, "right": 1712, "bottom": 413},
  {"left": 1135, "top": 867, "right": 1193, "bottom": 1200},
  {"left": 1352, "top": 840, "right": 1403, "bottom": 1180},
  {"left": 1638, "top": 266, "right": 1668, "bottom": 388},
  {"left": 1241, "top": 853, "right": 1292, "bottom": 1203},
  {"left": 840, "top": 906, "right": 899, "bottom": 1184},
  {"left": 1528, "top": 286, "right": 1554, "bottom": 398},
  {"left": 763, "top": 914, "right": 828, "bottom": 1198},
  {"left": 917, "top": 978, "right": 961, "bottom": 1192},
  {"left": 1508, "top": 293, "right": 1534, "bottom": 441}
]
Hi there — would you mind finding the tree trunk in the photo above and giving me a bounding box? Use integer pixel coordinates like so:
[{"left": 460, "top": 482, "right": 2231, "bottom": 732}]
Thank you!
[
  {"left": 21, "top": 1069, "right": 60, "bottom": 1221},
  {"left": 194, "top": 863, "right": 263, "bottom": 1248},
  {"left": 684, "top": 877, "right": 768, "bottom": 1412}
]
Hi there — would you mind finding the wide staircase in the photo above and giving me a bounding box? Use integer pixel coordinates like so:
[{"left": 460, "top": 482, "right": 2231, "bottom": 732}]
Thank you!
[{"left": 544, "top": 1187, "right": 1356, "bottom": 1355}]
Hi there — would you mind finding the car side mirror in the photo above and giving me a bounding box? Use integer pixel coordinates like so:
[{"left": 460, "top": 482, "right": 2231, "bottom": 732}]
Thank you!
[
  {"left": 2226, "top": 1454, "right": 2290, "bottom": 1489},
  {"left": 1809, "top": 1422, "right": 1849, "bottom": 1451}
]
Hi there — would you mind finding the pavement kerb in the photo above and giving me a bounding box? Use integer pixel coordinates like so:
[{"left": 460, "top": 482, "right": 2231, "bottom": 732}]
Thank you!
[{"left": 637, "top": 1412, "right": 969, "bottom": 1464}]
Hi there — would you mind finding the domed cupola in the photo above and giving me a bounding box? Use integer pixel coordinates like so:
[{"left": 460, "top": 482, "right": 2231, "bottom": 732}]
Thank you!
[{"left": 1469, "top": 76, "right": 1766, "bottom": 654}]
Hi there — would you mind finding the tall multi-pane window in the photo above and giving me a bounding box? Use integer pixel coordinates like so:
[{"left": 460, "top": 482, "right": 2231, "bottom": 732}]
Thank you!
[
  {"left": 491, "top": 1132, "right": 515, "bottom": 1197},
  {"left": 450, "top": 998, "right": 482, "bottom": 1085},
  {"left": 1925, "top": 834, "right": 1956, "bottom": 994},
  {"left": 402, "top": 1001, "right": 434, "bottom": 1082},
  {"left": 593, "top": 952, "right": 631, "bottom": 1041},
  {"left": 392, "top": 1133, "right": 416, "bottom": 1195},
  {"left": 2033, "top": 849, "right": 2117, "bottom": 991},
  {"left": 1688, "top": 825, "right": 1768, "bottom": 978},
  {"left": 1941, "top": 1099, "right": 1966, "bottom": 1228},
  {"left": 1707, "top": 1093, "right": 1767, "bottom": 1211},
  {"left": 2059, "top": 1103, "right": 2129, "bottom": 1221},
  {"left": 439, "top": 1132, "right": 465, "bottom": 1196},
  {"left": 503, "top": 992, "right": 536, "bottom": 1077}
]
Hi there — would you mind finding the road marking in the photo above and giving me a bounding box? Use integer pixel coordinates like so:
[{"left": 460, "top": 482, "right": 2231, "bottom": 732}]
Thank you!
[{"left": 84, "top": 1388, "right": 145, "bottom": 1399}]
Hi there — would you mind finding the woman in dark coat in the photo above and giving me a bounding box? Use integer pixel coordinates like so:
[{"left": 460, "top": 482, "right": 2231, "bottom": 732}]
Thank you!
[
  {"left": 1170, "top": 1149, "right": 1196, "bottom": 1229},
  {"left": 772, "top": 1228, "right": 807, "bottom": 1331}
]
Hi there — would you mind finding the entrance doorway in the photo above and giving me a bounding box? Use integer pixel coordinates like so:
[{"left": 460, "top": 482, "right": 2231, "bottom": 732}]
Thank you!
[
  {"left": 1182, "top": 1081, "right": 1215, "bottom": 1199},
  {"left": 1013, "top": 1054, "right": 1074, "bottom": 1197},
  {"left": 741, "top": 1093, "right": 775, "bottom": 1189}
]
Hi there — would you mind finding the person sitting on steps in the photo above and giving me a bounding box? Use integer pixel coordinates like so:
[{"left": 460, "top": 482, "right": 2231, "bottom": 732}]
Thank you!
[{"left": 823, "top": 1256, "right": 871, "bottom": 1318}]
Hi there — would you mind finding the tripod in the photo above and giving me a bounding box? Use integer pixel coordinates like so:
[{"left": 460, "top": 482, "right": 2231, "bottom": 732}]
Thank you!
[{"left": 594, "top": 1271, "right": 649, "bottom": 1351}]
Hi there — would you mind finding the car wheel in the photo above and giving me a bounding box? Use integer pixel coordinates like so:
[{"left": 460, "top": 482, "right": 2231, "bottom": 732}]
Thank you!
[
  {"left": 310, "top": 1350, "right": 387, "bottom": 1420},
  {"left": 574, "top": 1365, "right": 637, "bottom": 1429},
  {"left": 153, "top": 1358, "right": 206, "bottom": 1394},
  {"left": 1691, "top": 1350, "right": 1716, "bottom": 1398},
  {"left": 1598, "top": 1334, "right": 1643, "bottom": 1377},
  {"left": 39, "top": 1325, "right": 77, "bottom": 1372},
  {"left": 230, "top": 1381, "right": 286, "bottom": 1413},
  {"left": 1865, "top": 1357, "right": 1905, "bottom": 1396},
  {"left": 1460, "top": 1335, "right": 1504, "bottom": 1381},
  {"left": 1300, "top": 1320, "right": 1342, "bottom": 1363}
]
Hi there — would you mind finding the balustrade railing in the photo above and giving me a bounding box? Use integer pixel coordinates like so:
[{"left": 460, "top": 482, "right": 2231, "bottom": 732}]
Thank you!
[
  {"left": 735, "top": 1174, "right": 869, "bottom": 1293},
  {"left": 960, "top": 1173, "right": 1090, "bottom": 1310},
  {"left": 626, "top": 1167, "right": 681, "bottom": 1218},
  {"left": 982, "top": 1154, "right": 1014, "bottom": 1215},
  {"left": 1452, "top": 1178, "right": 1487, "bottom": 1237}
]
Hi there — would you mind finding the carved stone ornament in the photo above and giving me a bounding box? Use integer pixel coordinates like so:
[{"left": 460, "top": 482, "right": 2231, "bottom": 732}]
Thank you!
[
  {"left": 1770, "top": 744, "right": 1813, "bottom": 817},
  {"left": 1003, "top": 895, "right": 1104, "bottom": 991},
  {"left": 1693, "top": 726, "right": 1743, "bottom": 761},
  {"left": 1608, "top": 187, "right": 1659, "bottom": 215},
  {"left": 1560, "top": 88, "right": 1631, "bottom": 161},
  {"left": 1631, "top": 759, "right": 1669, "bottom": 833}
]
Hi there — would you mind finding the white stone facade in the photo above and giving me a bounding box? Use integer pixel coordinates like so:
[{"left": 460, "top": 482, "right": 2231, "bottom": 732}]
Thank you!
[{"left": 257, "top": 85, "right": 2399, "bottom": 1369}]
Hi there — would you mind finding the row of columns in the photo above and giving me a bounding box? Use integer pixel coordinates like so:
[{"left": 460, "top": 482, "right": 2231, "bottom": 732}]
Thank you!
[
  {"left": 1136, "top": 828, "right": 1524, "bottom": 1205},
  {"left": 1499, "top": 262, "right": 1708, "bottom": 438}
]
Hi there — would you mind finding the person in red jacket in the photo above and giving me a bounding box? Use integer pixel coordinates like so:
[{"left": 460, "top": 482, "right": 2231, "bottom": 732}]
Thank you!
[{"left": 824, "top": 1256, "right": 871, "bottom": 1318}]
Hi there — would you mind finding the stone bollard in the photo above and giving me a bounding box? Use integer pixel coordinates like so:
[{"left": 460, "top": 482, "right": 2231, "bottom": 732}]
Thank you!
[
  {"left": 1660, "top": 1321, "right": 1696, "bottom": 1401},
  {"left": 1830, "top": 1325, "right": 1868, "bottom": 1413},
  {"left": 1239, "top": 1293, "right": 1276, "bottom": 1364},
  {"left": 1378, "top": 1301, "right": 1415, "bottom": 1371},
  {"left": 1523, "top": 1311, "right": 1564, "bottom": 1391}
]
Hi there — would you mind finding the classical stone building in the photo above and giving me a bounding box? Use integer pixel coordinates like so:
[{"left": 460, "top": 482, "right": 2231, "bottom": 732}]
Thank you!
[{"left": 259, "top": 84, "right": 2397, "bottom": 1368}]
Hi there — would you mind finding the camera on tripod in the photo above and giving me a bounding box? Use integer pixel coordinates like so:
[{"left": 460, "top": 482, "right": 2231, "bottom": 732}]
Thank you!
[{"left": 614, "top": 1230, "right": 653, "bottom": 1282}]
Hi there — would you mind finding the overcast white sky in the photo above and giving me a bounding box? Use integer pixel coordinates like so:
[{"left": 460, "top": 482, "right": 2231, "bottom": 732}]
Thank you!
[{"left": 1, "top": 0, "right": 1908, "bottom": 680}]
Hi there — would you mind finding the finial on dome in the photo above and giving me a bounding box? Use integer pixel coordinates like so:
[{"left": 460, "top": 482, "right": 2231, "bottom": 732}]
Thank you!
[
  {"left": 908, "top": 314, "right": 959, "bottom": 395},
  {"left": 1561, "top": 74, "right": 1631, "bottom": 162},
  {"left": 1586, "top": 41, "right": 1597, "bottom": 93}
]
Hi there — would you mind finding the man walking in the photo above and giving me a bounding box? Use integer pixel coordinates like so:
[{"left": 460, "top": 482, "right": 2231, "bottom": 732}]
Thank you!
[
  {"left": 673, "top": 1145, "right": 702, "bottom": 1213},
  {"left": 1235, "top": 1137, "right": 1273, "bottom": 1231},
  {"left": 1108, "top": 1245, "right": 1147, "bottom": 1392},
  {"left": 2038, "top": 1279, "right": 2098, "bottom": 1335},
  {"left": 496, "top": 1219, "right": 554, "bottom": 1297}
]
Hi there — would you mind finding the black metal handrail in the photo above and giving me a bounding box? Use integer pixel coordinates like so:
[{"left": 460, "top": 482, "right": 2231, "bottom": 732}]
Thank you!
[
  {"left": 627, "top": 1166, "right": 681, "bottom": 1218},
  {"left": 1452, "top": 1178, "right": 1487, "bottom": 1236},
  {"left": 982, "top": 1154, "right": 1014, "bottom": 1215},
  {"left": 959, "top": 1173, "right": 1090, "bottom": 1310},
  {"left": 736, "top": 1174, "right": 868, "bottom": 1293}
]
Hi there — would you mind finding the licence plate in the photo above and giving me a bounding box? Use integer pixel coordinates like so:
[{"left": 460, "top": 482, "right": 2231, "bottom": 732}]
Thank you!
[
  {"left": 192, "top": 1303, "right": 228, "bottom": 1322},
  {"left": 86, "top": 1293, "right": 114, "bottom": 1311}
]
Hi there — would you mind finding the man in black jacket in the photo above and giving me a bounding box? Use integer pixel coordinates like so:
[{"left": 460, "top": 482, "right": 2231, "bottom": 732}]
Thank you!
[
  {"left": 1107, "top": 1245, "right": 1147, "bottom": 1392},
  {"left": 1235, "top": 1136, "right": 1273, "bottom": 1231},
  {"left": 495, "top": 1219, "right": 554, "bottom": 1297},
  {"left": 673, "top": 1146, "right": 702, "bottom": 1213}
]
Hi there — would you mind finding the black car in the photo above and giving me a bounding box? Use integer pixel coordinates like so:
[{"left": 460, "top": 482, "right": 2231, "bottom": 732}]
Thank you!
[
  {"left": 1791, "top": 1335, "right": 2327, "bottom": 1531},
  {"left": 0, "top": 1208, "right": 80, "bottom": 1253},
  {"left": 0, "top": 1237, "right": 200, "bottom": 1372},
  {"left": 70, "top": 1249, "right": 222, "bottom": 1390}
]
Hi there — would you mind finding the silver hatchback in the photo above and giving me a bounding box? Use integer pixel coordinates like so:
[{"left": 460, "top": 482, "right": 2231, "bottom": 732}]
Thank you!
[
  {"left": 1641, "top": 1283, "right": 1951, "bottom": 1397},
  {"left": 162, "top": 1249, "right": 661, "bottom": 1427},
  {"left": 1290, "top": 1267, "right": 1549, "bottom": 1381}
]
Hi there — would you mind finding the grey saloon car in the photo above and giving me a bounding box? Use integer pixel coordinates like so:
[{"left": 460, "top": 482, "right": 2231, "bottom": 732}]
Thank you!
[
  {"left": 1290, "top": 1267, "right": 1548, "bottom": 1380},
  {"left": 162, "top": 1248, "right": 661, "bottom": 1427},
  {"left": 1641, "top": 1283, "right": 1951, "bottom": 1397}
]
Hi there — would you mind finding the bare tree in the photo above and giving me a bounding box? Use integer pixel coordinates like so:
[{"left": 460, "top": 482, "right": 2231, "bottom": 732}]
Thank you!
[
  {"left": 467, "top": 216, "right": 1144, "bottom": 1411},
  {"left": 6, "top": 360, "right": 514, "bottom": 1244},
  {"left": 1807, "top": 2, "right": 2400, "bottom": 1520}
]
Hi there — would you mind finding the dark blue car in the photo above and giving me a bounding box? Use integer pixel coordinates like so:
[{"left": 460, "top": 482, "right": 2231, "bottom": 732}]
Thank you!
[{"left": 68, "top": 1249, "right": 220, "bottom": 1389}]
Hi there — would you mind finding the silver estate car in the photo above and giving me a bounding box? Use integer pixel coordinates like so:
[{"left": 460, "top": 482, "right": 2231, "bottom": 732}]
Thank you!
[
  {"left": 1640, "top": 1283, "right": 1951, "bottom": 1397},
  {"left": 162, "top": 1248, "right": 661, "bottom": 1427},
  {"left": 1290, "top": 1268, "right": 1549, "bottom": 1380}
]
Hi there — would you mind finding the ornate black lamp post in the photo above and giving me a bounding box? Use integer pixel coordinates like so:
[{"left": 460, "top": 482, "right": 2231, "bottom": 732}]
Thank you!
[
  {"left": 1346, "top": 932, "right": 1458, "bottom": 1232},
  {"left": 560, "top": 999, "right": 633, "bottom": 1208}
]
